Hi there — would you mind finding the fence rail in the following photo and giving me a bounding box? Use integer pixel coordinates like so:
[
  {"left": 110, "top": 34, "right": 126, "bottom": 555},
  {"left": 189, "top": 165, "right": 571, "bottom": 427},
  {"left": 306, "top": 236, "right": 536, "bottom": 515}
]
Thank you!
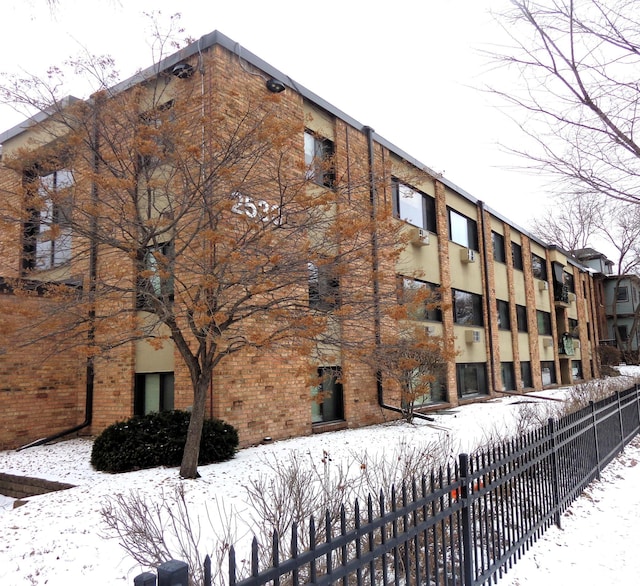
[{"left": 135, "top": 384, "right": 640, "bottom": 586}]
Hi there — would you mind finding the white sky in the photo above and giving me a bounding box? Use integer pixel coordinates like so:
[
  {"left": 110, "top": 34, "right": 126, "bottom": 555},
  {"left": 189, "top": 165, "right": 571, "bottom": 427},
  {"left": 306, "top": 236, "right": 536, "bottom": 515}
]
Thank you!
[{"left": 1, "top": 0, "right": 552, "bottom": 229}]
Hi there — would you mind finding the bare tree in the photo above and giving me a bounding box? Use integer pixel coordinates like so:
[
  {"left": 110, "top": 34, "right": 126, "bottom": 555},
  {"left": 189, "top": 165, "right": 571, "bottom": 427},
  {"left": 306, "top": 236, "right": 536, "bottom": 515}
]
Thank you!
[
  {"left": 0, "top": 28, "right": 401, "bottom": 478},
  {"left": 490, "top": 0, "right": 640, "bottom": 205}
]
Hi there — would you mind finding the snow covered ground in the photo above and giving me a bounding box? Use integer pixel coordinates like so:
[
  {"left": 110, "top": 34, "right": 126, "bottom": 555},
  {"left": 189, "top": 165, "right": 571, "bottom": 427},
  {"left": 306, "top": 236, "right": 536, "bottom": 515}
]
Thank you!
[{"left": 1, "top": 368, "right": 640, "bottom": 585}]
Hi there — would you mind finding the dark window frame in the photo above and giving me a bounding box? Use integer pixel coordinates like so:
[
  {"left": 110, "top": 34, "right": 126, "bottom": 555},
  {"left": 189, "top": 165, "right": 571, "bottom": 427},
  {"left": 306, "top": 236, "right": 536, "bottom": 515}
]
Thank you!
[
  {"left": 453, "top": 289, "right": 484, "bottom": 327},
  {"left": 531, "top": 253, "right": 547, "bottom": 281},
  {"left": 497, "top": 299, "right": 511, "bottom": 331},
  {"left": 456, "top": 363, "right": 488, "bottom": 398},
  {"left": 492, "top": 232, "right": 506, "bottom": 263},
  {"left": 516, "top": 304, "right": 528, "bottom": 332},
  {"left": 448, "top": 208, "right": 479, "bottom": 250},
  {"left": 398, "top": 276, "right": 442, "bottom": 322},
  {"left": 304, "top": 130, "right": 335, "bottom": 188},
  {"left": 311, "top": 366, "right": 344, "bottom": 424},
  {"left": 134, "top": 372, "right": 175, "bottom": 416},
  {"left": 536, "top": 310, "right": 552, "bottom": 336},
  {"left": 392, "top": 179, "right": 437, "bottom": 233},
  {"left": 309, "top": 260, "right": 340, "bottom": 311},
  {"left": 511, "top": 242, "right": 523, "bottom": 271}
]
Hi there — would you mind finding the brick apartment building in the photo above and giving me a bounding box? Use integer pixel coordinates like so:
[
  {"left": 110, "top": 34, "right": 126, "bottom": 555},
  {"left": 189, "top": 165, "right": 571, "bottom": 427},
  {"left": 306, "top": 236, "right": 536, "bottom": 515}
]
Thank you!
[{"left": 0, "top": 31, "right": 602, "bottom": 450}]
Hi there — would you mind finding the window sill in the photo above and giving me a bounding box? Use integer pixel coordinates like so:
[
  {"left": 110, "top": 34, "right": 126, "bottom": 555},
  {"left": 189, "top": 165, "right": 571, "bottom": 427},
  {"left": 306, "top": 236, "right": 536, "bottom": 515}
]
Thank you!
[{"left": 312, "top": 420, "right": 347, "bottom": 434}]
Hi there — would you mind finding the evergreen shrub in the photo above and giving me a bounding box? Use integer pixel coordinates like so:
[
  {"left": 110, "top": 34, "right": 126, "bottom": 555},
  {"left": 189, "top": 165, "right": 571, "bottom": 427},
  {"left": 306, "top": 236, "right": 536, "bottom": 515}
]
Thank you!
[{"left": 91, "top": 410, "right": 239, "bottom": 473}]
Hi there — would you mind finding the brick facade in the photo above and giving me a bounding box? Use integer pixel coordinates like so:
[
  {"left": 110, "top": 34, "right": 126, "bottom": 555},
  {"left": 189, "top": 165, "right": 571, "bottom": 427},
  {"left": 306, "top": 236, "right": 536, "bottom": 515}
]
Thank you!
[{"left": 0, "top": 30, "right": 606, "bottom": 450}]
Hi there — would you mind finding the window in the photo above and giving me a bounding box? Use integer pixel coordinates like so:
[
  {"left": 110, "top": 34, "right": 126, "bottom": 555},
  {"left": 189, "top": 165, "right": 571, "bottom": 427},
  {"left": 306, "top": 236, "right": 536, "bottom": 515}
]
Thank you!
[
  {"left": 311, "top": 367, "right": 344, "bottom": 423},
  {"left": 516, "top": 304, "right": 528, "bottom": 332},
  {"left": 497, "top": 299, "right": 511, "bottom": 330},
  {"left": 617, "top": 286, "right": 629, "bottom": 302},
  {"left": 492, "top": 232, "right": 506, "bottom": 263},
  {"left": 392, "top": 179, "right": 436, "bottom": 232},
  {"left": 448, "top": 209, "right": 478, "bottom": 249},
  {"left": 456, "top": 363, "right": 488, "bottom": 398},
  {"left": 572, "top": 360, "right": 583, "bottom": 380},
  {"left": 568, "top": 318, "right": 579, "bottom": 337},
  {"left": 137, "top": 241, "right": 175, "bottom": 310},
  {"left": 511, "top": 242, "right": 523, "bottom": 271},
  {"left": 453, "top": 289, "right": 483, "bottom": 327},
  {"left": 617, "top": 325, "right": 629, "bottom": 341},
  {"left": 304, "top": 130, "right": 335, "bottom": 188},
  {"left": 309, "top": 261, "right": 340, "bottom": 311},
  {"left": 541, "top": 361, "right": 556, "bottom": 386},
  {"left": 138, "top": 100, "right": 175, "bottom": 170},
  {"left": 398, "top": 277, "right": 442, "bottom": 322},
  {"left": 24, "top": 169, "right": 73, "bottom": 271},
  {"left": 134, "top": 372, "right": 174, "bottom": 416},
  {"left": 536, "top": 310, "right": 552, "bottom": 336},
  {"left": 565, "top": 272, "right": 575, "bottom": 293},
  {"left": 501, "top": 362, "right": 516, "bottom": 391},
  {"left": 531, "top": 254, "right": 547, "bottom": 281},
  {"left": 410, "top": 376, "right": 447, "bottom": 407},
  {"left": 520, "top": 361, "right": 533, "bottom": 388}
]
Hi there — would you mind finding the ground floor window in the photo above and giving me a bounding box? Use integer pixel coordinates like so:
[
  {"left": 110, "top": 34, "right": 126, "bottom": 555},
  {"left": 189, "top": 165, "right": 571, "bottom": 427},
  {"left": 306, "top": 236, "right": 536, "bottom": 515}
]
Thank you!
[
  {"left": 572, "top": 360, "right": 583, "bottom": 380},
  {"left": 311, "top": 366, "right": 344, "bottom": 424},
  {"left": 456, "top": 363, "right": 488, "bottom": 398},
  {"left": 520, "top": 361, "right": 533, "bottom": 389},
  {"left": 407, "top": 377, "right": 447, "bottom": 409},
  {"left": 540, "top": 361, "right": 556, "bottom": 386},
  {"left": 134, "top": 372, "right": 175, "bottom": 416},
  {"left": 501, "top": 362, "right": 516, "bottom": 391}
]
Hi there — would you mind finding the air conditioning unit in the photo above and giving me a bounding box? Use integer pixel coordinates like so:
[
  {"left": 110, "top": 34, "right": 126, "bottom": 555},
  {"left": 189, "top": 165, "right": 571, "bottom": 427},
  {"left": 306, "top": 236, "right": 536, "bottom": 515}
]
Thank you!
[
  {"left": 460, "top": 248, "right": 476, "bottom": 263},
  {"left": 465, "top": 329, "right": 481, "bottom": 344},
  {"left": 409, "top": 227, "right": 430, "bottom": 246},
  {"left": 543, "top": 337, "right": 554, "bottom": 348},
  {"left": 573, "top": 339, "right": 581, "bottom": 349},
  {"left": 568, "top": 292, "right": 577, "bottom": 303},
  {"left": 538, "top": 280, "right": 549, "bottom": 291}
]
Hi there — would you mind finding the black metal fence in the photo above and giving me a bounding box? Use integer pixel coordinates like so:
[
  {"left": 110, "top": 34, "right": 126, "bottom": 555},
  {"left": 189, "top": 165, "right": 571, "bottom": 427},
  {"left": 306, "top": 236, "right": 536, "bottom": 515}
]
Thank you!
[{"left": 135, "top": 384, "right": 640, "bottom": 586}]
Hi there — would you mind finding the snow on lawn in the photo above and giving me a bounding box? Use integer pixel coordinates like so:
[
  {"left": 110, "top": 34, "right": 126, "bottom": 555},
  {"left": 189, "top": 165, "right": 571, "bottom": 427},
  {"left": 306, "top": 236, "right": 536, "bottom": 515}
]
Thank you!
[{"left": 1, "top": 368, "right": 640, "bottom": 585}]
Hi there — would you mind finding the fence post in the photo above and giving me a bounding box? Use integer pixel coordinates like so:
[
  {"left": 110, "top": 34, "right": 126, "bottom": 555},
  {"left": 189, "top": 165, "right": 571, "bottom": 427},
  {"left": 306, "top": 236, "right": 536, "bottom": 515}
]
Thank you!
[
  {"left": 617, "top": 391, "right": 625, "bottom": 452},
  {"left": 590, "top": 401, "right": 601, "bottom": 480},
  {"left": 157, "top": 560, "right": 189, "bottom": 586},
  {"left": 635, "top": 384, "right": 640, "bottom": 435},
  {"left": 459, "top": 453, "right": 474, "bottom": 586},
  {"left": 134, "top": 572, "right": 156, "bottom": 586},
  {"left": 547, "top": 419, "right": 562, "bottom": 529}
]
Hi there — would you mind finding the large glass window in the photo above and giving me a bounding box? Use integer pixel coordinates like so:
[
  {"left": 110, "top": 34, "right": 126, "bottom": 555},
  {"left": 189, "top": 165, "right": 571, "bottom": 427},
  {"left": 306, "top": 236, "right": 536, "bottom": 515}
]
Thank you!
[
  {"left": 516, "top": 304, "right": 528, "bottom": 332},
  {"left": 134, "top": 372, "right": 175, "bottom": 416},
  {"left": 492, "top": 232, "right": 506, "bottom": 263},
  {"left": 24, "top": 169, "right": 74, "bottom": 271},
  {"left": 541, "top": 361, "right": 556, "bottom": 386},
  {"left": 531, "top": 254, "right": 547, "bottom": 280},
  {"left": 304, "top": 131, "right": 335, "bottom": 188},
  {"left": 501, "top": 362, "right": 516, "bottom": 391},
  {"left": 456, "top": 363, "right": 488, "bottom": 398},
  {"left": 392, "top": 179, "right": 436, "bottom": 232},
  {"left": 536, "top": 310, "right": 552, "bottom": 335},
  {"left": 511, "top": 242, "right": 523, "bottom": 271},
  {"left": 453, "top": 289, "right": 483, "bottom": 327},
  {"left": 520, "top": 361, "right": 533, "bottom": 388},
  {"left": 137, "top": 241, "right": 175, "bottom": 310},
  {"left": 398, "top": 277, "right": 442, "bottom": 322},
  {"left": 311, "top": 367, "right": 344, "bottom": 423},
  {"left": 309, "top": 261, "right": 340, "bottom": 311},
  {"left": 497, "top": 299, "right": 511, "bottom": 330},
  {"left": 448, "top": 209, "right": 478, "bottom": 250}
]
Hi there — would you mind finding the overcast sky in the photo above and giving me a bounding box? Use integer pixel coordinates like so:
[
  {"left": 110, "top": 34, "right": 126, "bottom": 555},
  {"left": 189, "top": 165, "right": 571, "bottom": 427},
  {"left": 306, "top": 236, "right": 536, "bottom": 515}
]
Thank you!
[{"left": 1, "top": 0, "right": 552, "bottom": 230}]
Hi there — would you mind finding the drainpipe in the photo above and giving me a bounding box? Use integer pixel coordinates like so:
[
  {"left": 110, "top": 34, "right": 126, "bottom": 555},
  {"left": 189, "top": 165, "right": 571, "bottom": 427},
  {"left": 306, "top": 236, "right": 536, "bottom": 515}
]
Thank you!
[
  {"left": 364, "top": 126, "right": 434, "bottom": 423},
  {"left": 18, "top": 105, "right": 99, "bottom": 450},
  {"left": 478, "top": 200, "right": 497, "bottom": 394}
]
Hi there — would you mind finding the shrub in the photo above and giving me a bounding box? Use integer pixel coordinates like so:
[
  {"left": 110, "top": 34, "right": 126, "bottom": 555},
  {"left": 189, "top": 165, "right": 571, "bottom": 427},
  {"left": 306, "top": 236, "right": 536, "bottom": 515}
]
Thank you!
[
  {"left": 598, "top": 344, "right": 622, "bottom": 366},
  {"left": 91, "top": 410, "right": 239, "bottom": 473}
]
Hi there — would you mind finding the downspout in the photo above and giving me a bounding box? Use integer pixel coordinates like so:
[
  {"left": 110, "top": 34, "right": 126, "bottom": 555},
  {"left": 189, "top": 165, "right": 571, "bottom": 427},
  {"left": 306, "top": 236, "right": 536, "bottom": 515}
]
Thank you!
[
  {"left": 18, "top": 106, "right": 99, "bottom": 450},
  {"left": 478, "top": 200, "right": 497, "bottom": 394},
  {"left": 364, "top": 126, "right": 433, "bottom": 423}
]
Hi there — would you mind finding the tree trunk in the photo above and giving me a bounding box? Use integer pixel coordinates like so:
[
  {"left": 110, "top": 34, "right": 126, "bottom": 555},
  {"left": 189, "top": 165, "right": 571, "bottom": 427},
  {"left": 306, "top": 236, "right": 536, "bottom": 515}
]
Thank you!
[{"left": 179, "top": 375, "right": 210, "bottom": 479}]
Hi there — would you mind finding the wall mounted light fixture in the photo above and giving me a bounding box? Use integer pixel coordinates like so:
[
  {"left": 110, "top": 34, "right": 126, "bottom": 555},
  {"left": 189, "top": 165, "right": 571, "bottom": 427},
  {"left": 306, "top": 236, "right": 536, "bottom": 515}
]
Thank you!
[{"left": 266, "top": 78, "right": 286, "bottom": 93}]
